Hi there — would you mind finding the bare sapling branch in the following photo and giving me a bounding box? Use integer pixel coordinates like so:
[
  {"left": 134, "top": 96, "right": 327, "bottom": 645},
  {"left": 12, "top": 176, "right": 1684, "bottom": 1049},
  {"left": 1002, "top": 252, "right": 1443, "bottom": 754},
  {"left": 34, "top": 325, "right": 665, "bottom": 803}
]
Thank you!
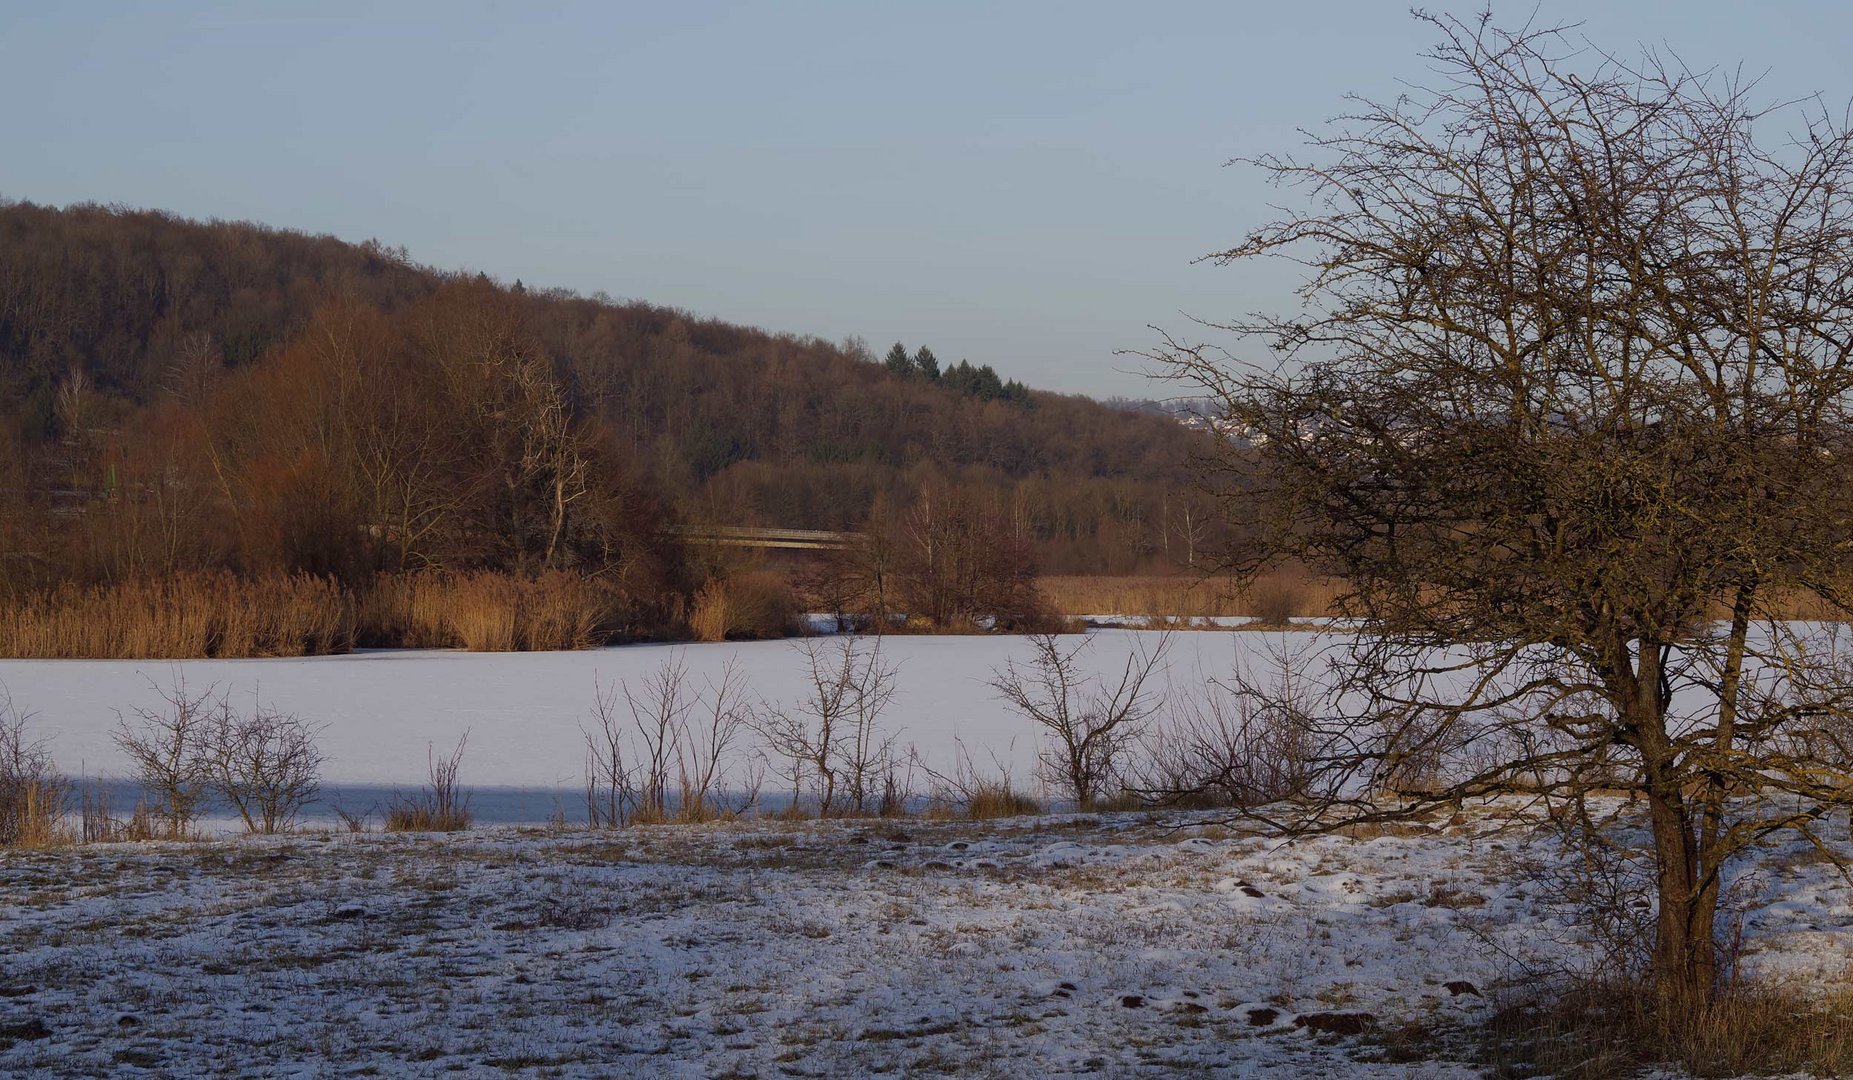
[{"left": 990, "top": 631, "right": 1171, "bottom": 810}]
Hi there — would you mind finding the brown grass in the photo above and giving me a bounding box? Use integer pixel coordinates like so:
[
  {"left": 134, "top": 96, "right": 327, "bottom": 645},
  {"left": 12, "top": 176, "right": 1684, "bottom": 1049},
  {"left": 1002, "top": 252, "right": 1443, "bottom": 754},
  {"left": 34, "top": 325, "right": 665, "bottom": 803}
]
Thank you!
[
  {"left": 0, "top": 776, "right": 69, "bottom": 848},
  {"left": 962, "top": 781, "right": 1046, "bottom": 819},
  {"left": 689, "top": 571, "right": 799, "bottom": 642},
  {"left": 355, "top": 571, "right": 615, "bottom": 651},
  {"left": 1482, "top": 977, "right": 1853, "bottom": 1079},
  {"left": 1047, "top": 572, "right": 1844, "bottom": 625},
  {"left": 1040, "top": 567, "right": 1343, "bottom": 622},
  {"left": 385, "top": 735, "right": 473, "bottom": 832},
  {"left": 0, "top": 572, "right": 352, "bottom": 659}
]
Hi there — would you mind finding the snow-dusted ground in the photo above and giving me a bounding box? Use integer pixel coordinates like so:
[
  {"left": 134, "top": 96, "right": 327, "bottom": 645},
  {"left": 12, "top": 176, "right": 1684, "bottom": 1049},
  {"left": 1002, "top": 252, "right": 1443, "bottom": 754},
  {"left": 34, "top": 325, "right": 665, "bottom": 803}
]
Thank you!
[
  {"left": 0, "top": 630, "right": 1306, "bottom": 822},
  {"left": 0, "top": 803, "right": 1846, "bottom": 1078}
]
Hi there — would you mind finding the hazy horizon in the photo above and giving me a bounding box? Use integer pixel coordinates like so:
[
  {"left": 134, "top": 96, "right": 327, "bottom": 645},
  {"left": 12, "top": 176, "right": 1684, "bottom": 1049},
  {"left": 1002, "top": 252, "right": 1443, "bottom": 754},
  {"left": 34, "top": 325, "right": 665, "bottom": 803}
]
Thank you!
[{"left": 6, "top": 1, "right": 1852, "bottom": 398}]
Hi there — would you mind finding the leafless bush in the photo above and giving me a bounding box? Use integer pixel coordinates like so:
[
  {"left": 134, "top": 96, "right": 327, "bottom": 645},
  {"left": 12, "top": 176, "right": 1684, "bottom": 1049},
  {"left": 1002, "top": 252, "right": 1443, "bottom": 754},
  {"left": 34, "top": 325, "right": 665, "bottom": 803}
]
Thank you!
[
  {"left": 0, "top": 688, "right": 68, "bottom": 847},
  {"left": 676, "top": 657, "right": 750, "bottom": 821},
  {"left": 626, "top": 658, "right": 694, "bottom": 822},
  {"left": 330, "top": 802, "right": 371, "bottom": 833},
  {"left": 77, "top": 778, "right": 157, "bottom": 844},
  {"left": 1137, "top": 638, "right": 1323, "bottom": 808},
  {"left": 989, "top": 632, "right": 1169, "bottom": 809},
  {"left": 1246, "top": 577, "right": 1307, "bottom": 627},
  {"left": 386, "top": 733, "right": 472, "bottom": 831},
  {"left": 583, "top": 677, "right": 635, "bottom": 828},
  {"left": 112, "top": 677, "right": 218, "bottom": 838},
  {"left": 584, "top": 656, "right": 759, "bottom": 826},
  {"left": 204, "top": 696, "right": 325, "bottom": 834},
  {"left": 752, "top": 637, "right": 900, "bottom": 816}
]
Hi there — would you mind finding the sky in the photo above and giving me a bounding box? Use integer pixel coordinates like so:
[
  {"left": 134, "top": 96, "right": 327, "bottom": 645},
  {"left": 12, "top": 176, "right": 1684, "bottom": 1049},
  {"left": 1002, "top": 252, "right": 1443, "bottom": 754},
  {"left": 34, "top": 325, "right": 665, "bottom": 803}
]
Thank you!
[{"left": 3, "top": 1, "right": 1852, "bottom": 398}]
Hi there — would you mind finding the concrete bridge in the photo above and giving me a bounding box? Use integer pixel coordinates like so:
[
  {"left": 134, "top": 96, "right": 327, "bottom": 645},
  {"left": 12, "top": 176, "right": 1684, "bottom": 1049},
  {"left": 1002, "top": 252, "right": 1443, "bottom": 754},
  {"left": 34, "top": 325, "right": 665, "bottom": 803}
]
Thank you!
[{"left": 676, "top": 525, "right": 855, "bottom": 551}]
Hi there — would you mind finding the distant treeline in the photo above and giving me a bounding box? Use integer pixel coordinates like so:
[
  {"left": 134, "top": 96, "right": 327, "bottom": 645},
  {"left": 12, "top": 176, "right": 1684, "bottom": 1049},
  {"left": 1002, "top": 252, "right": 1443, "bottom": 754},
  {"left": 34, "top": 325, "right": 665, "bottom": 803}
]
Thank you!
[{"left": 0, "top": 200, "right": 1231, "bottom": 630}]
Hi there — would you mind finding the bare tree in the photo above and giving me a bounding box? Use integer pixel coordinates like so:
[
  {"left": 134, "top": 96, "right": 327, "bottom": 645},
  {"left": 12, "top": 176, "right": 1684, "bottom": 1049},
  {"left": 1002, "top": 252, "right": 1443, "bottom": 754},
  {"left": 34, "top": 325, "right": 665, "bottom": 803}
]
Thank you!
[
  {"left": 113, "top": 677, "right": 218, "bottom": 838},
  {"left": 204, "top": 694, "right": 325, "bottom": 834},
  {"left": 1146, "top": 13, "right": 1853, "bottom": 1003},
  {"left": 990, "top": 632, "right": 1170, "bottom": 809}
]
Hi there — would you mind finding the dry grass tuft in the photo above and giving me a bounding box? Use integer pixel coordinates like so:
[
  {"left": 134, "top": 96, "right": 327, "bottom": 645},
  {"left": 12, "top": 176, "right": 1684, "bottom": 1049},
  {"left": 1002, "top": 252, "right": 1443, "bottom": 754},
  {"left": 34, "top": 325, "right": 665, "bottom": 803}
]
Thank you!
[
  {"left": 385, "top": 735, "right": 474, "bottom": 832},
  {"left": 963, "top": 781, "right": 1046, "bottom": 820},
  {"left": 1482, "top": 977, "right": 1853, "bottom": 1079},
  {"left": 690, "top": 571, "right": 799, "bottom": 642}
]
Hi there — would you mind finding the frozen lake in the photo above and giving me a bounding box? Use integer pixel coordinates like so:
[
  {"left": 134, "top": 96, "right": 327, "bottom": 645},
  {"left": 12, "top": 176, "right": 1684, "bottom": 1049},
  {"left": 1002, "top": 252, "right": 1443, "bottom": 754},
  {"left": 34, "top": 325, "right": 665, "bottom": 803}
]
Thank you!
[{"left": 0, "top": 629, "right": 1313, "bottom": 825}]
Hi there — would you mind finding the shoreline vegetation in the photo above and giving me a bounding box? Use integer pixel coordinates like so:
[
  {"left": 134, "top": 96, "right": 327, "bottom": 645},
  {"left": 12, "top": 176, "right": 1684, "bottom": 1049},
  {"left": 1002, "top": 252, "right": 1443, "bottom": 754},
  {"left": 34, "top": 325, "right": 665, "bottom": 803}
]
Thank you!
[
  {"left": 5, "top": 567, "right": 1832, "bottom": 660},
  {"left": 0, "top": 569, "right": 1347, "bottom": 660}
]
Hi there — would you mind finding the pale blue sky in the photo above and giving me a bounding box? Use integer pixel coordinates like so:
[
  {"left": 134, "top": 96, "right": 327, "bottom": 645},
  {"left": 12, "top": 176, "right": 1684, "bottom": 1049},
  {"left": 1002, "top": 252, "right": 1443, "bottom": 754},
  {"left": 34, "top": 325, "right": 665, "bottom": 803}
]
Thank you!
[{"left": 3, "top": 2, "right": 1849, "bottom": 396}]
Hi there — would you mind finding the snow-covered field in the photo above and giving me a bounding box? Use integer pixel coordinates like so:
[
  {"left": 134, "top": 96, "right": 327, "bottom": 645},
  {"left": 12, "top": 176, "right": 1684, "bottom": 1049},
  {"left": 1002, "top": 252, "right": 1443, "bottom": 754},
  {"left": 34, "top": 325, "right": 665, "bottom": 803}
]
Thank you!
[
  {"left": 4, "top": 632, "right": 1850, "bottom": 1077},
  {"left": 0, "top": 630, "right": 1297, "bottom": 823},
  {"left": 1, "top": 804, "right": 1847, "bottom": 1078}
]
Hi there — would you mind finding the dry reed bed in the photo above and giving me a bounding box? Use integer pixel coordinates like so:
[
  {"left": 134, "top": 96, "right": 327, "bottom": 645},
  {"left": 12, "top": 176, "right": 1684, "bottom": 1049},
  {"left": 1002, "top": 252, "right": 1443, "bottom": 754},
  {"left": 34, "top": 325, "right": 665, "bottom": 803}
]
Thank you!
[
  {"left": 0, "top": 571, "right": 629, "bottom": 658},
  {"left": 0, "top": 573, "right": 351, "bottom": 659},
  {"left": 355, "top": 571, "right": 616, "bottom": 652},
  {"left": 1039, "top": 569, "right": 1345, "bottom": 621}
]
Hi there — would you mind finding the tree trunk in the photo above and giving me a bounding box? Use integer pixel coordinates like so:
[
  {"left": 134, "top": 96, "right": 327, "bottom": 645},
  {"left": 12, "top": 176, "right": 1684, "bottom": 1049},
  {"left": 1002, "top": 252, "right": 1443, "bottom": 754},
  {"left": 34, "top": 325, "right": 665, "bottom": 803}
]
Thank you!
[
  {"left": 1628, "top": 641, "right": 1720, "bottom": 1004},
  {"left": 1645, "top": 788, "right": 1717, "bottom": 1002}
]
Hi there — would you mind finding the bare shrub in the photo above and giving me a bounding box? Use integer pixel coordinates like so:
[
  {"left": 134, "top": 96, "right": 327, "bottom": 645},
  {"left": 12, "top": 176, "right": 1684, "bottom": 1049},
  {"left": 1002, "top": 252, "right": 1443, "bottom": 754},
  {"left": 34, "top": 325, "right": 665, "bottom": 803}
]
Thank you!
[
  {"left": 204, "top": 696, "right": 325, "bottom": 834},
  {"left": 752, "top": 637, "right": 900, "bottom": 816},
  {"left": 918, "top": 738, "right": 1043, "bottom": 819},
  {"left": 77, "top": 778, "right": 157, "bottom": 843},
  {"left": 386, "top": 733, "right": 472, "bottom": 831},
  {"left": 1137, "top": 637, "right": 1324, "bottom": 808},
  {"left": 330, "top": 802, "right": 371, "bottom": 833},
  {"left": 989, "top": 632, "right": 1169, "bottom": 809},
  {"left": 0, "top": 689, "right": 68, "bottom": 847},
  {"left": 112, "top": 677, "right": 218, "bottom": 838},
  {"left": 676, "top": 657, "right": 750, "bottom": 821},
  {"left": 583, "top": 677, "right": 635, "bottom": 828},
  {"left": 1246, "top": 575, "right": 1307, "bottom": 627},
  {"left": 625, "top": 659, "right": 694, "bottom": 822},
  {"left": 584, "top": 656, "right": 759, "bottom": 826}
]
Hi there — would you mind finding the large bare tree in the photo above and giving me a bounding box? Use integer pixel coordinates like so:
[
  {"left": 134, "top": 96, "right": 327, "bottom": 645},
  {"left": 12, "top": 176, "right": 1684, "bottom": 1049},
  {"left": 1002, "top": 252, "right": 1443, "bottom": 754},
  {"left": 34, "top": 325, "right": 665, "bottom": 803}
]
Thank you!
[{"left": 1150, "top": 14, "right": 1853, "bottom": 1004}]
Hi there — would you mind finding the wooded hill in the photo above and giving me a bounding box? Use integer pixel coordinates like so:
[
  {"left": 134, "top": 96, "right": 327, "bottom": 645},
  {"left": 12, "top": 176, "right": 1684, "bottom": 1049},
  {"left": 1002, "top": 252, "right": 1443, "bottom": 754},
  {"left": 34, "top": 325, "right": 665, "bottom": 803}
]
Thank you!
[{"left": 0, "top": 200, "right": 1224, "bottom": 570}]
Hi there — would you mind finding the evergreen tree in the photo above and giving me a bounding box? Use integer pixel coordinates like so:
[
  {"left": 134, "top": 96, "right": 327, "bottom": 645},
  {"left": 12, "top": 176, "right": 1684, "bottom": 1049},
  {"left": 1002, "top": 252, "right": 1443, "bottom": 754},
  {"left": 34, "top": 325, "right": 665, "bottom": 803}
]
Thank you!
[
  {"left": 974, "top": 364, "right": 1005, "bottom": 400},
  {"left": 884, "top": 342, "right": 913, "bottom": 377},
  {"left": 913, "top": 346, "right": 940, "bottom": 381}
]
